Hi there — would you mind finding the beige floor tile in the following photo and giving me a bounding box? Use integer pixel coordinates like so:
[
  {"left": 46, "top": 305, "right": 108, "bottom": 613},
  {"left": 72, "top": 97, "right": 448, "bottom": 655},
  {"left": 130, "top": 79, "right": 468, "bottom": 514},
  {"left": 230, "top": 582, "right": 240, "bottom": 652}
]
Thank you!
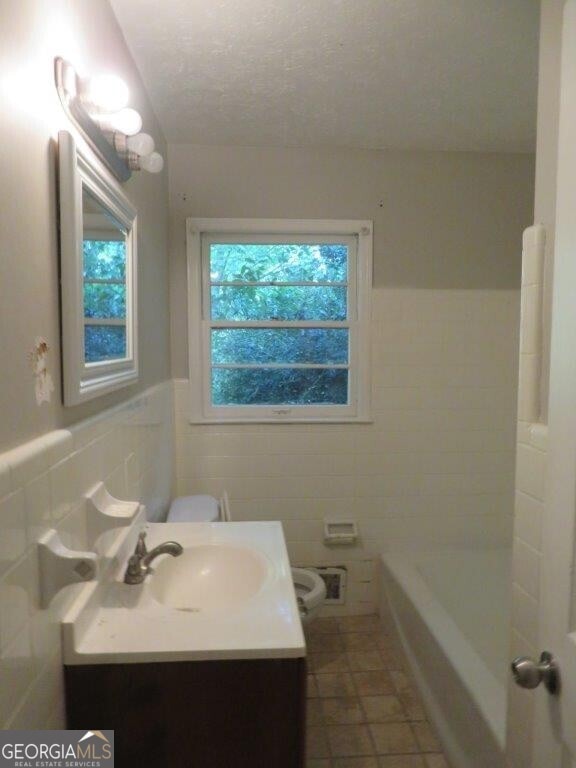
[
  {"left": 305, "top": 615, "right": 448, "bottom": 768},
  {"left": 378, "top": 645, "right": 405, "bottom": 670},
  {"left": 369, "top": 723, "right": 419, "bottom": 755},
  {"left": 317, "top": 672, "right": 357, "bottom": 698},
  {"left": 378, "top": 756, "right": 425, "bottom": 768},
  {"left": 398, "top": 689, "right": 426, "bottom": 721},
  {"left": 347, "top": 651, "right": 384, "bottom": 671},
  {"left": 333, "top": 757, "right": 379, "bottom": 768},
  {"left": 310, "top": 652, "right": 351, "bottom": 674},
  {"left": 308, "top": 674, "right": 320, "bottom": 698},
  {"left": 307, "top": 726, "right": 331, "bottom": 759},
  {"left": 327, "top": 724, "right": 375, "bottom": 757},
  {"left": 322, "top": 697, "right": 365, "bottom": 725},
  {"left": 412, "top": 722, "right": 441, "bottom": 752},
  {"left": 342, "top": 633, "right": 380, "bottom": 651},
  {"left": 309, "top": 633, "right": 346, "bottom": 653},
  {"left": 309, "top": 616, "right": 340, "bottom": 634},
  {"left": 338, "top": 615, "right": 381, "bottom": 633},
  {"left": 390, "top": 671, "right": 414, "bottom": 693},
  {"left": 361, "top": 695, "right": 406, "bottom": 723},
  {"left": 353, "top": 671, "right": 395, "bottom": 696},
  {"left": 308, "top": 698, "right": 325, "bottom": 726},
  {"left": 424, "top": 755, "right": 449, "bottom": 768}
]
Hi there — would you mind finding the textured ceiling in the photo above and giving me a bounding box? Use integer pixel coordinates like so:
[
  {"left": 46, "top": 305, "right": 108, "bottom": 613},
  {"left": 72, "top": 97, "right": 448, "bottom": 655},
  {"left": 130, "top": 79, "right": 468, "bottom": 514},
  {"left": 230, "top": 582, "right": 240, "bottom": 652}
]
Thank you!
[{"left": 110, "top": 0, "right": 539, "bottom": 152}]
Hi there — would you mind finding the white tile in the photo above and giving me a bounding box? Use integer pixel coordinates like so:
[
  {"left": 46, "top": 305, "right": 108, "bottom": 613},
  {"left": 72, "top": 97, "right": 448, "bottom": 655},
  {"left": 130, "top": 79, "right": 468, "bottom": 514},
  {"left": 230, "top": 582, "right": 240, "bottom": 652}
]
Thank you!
[
  {"left": 0, "top": 626, "right": 36, "bottom": 727},
  {"left": 529, "top": 424, "right": 548, "bottom": 452},
  {"left": 517, "top": 354, "right": 541, "bottom": 422},
  {"left": 520, "top": 284, "right": 542, "bottom": 356},
  {"left": 514, "top": 491, "right": 543, "bottom": 552},
  {"left": 512, "top": 538, "right": 541, "bottom": 600},
  {"left": 41, "top": 431, "right": 73, "bottom": 468},
  {"left": 511, "top": 584, "right": 539, "bottom": 647},
  {"left": 0, "top": 460, "right": 12, "bottom": 500},
  {"left": 57, "top": 502, "right": 89, "bottom": 552},
  {"left": 4, "top": 438, "right": 48, "bottom": 489},
  {"left": 49, "top": 456, "right": 79, "bottom": 522},
  {"left": 0, "top": 553, "right": 35, "bottom": 651},
  {"left": 516, "top": 444, "right": 546, "bottom": 501},
  {"left": 0, "top": 491, "right": 27, "bottom": 578},
  {"left": 6, "top": 655, "right": 65, "bottom": 729},
  {"left": 24, "top": 472, "right": 51, "bottom": 545}
]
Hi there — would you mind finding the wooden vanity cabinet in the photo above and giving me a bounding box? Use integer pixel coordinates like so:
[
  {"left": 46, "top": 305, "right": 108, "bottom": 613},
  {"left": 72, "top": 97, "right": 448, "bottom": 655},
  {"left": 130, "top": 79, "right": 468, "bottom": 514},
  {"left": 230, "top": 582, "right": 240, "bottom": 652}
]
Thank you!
[{"left": 65, "top": 656, "right": 306, "bottom": 768}]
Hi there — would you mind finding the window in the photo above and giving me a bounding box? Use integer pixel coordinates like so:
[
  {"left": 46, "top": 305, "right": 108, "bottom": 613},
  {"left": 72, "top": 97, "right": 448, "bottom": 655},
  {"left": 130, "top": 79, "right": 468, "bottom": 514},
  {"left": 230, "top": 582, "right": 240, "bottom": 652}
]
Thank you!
[{"left": 187, "top": 219, "right": 372, "bottom": 422}]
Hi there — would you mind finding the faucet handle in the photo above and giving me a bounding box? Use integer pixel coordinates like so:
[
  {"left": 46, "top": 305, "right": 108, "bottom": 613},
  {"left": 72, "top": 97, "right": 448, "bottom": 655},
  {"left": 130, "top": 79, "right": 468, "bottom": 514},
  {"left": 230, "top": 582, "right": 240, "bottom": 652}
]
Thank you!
[{"left": 135, "top": 531, "right": 148, "bottom": 557}]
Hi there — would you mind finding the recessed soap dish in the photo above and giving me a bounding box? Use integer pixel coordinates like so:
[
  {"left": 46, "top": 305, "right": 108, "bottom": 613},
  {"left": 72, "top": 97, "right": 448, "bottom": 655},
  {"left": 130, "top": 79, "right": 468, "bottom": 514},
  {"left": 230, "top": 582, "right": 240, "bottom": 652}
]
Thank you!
[
  {"left": 86, "top": 481, "right": 140, "bottom": 545},
  {"left": 324, "top": 519, "right": 358, "bottom": 545}
]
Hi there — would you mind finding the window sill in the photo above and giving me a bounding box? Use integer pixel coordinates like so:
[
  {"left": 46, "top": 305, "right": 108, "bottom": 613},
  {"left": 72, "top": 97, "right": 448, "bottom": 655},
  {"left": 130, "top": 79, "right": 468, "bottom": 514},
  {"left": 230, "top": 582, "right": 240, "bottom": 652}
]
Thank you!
[{"left": 188, "top": 416, "right": 374, "bottom": 425}]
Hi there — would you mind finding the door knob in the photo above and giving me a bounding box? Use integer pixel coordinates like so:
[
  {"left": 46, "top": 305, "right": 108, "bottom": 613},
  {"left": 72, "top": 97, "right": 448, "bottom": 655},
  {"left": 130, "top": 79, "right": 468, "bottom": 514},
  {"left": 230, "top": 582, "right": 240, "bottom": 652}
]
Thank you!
[{"left": 511, "top": 651, "right": 559, "bottom": 694}]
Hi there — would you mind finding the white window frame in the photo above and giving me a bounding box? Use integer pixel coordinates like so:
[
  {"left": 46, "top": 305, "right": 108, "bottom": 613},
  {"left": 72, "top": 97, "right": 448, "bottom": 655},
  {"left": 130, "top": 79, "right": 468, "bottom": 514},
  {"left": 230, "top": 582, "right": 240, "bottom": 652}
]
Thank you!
[
  {"left": 58, "top": 131, "right": 138, "bottom": 406},
  {"left": 187, "top": 218, "right": 372, "bottom": 423}
]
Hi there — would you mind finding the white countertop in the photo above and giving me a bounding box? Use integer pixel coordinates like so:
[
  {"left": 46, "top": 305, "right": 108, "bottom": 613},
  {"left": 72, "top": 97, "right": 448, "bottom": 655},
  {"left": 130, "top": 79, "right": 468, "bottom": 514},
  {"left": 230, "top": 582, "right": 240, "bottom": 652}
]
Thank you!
[{"left": 61, "top": 520, "right": 306, "bottom": 665}]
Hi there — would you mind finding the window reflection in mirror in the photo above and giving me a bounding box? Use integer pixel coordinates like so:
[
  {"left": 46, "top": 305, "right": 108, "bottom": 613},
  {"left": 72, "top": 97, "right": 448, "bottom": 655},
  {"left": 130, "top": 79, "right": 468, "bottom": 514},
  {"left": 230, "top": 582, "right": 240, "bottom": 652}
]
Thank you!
[{"left": 82, "top": 190, "right": 128, "bottom": 364}]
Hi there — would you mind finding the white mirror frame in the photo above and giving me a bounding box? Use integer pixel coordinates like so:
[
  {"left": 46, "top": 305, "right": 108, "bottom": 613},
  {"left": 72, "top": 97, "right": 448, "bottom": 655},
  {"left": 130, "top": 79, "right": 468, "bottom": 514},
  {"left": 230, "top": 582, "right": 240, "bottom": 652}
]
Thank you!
[{"left": 58, "top": 130, "right": 138, "bottom": 406}]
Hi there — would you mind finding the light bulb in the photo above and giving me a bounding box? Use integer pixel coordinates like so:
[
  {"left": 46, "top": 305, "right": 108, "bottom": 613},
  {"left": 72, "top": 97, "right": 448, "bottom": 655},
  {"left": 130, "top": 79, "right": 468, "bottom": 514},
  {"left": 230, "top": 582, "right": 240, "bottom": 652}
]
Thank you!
[
  {"left": 126, "top": 132, "right": 155, "bottom": 156},
  {"left": 139, "top": 152, "right": 164, "bottom": 174},
  {"left": 84, "top": 74, "right": 129, "bottom": 112},
  {"left": 99, "top": 108, "right": 142, "bottom": 136}
]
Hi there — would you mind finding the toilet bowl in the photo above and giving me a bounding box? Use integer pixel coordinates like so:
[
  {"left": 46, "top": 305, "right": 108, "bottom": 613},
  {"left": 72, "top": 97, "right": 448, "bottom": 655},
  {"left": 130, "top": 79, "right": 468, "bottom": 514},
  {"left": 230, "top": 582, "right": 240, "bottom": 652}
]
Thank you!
[
  {"left": 166, "top": 495, "right": 327, "bottom": 624},
  {"left": 291, "top": 567, "right": 327, "bottom": 625}
]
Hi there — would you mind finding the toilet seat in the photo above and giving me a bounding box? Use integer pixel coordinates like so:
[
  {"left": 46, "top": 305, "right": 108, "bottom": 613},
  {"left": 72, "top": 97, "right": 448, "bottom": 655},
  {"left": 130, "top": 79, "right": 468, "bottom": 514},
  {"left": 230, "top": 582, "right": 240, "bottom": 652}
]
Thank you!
[{"left": 291, "top": 567, "right": 326, "bottom": 624}]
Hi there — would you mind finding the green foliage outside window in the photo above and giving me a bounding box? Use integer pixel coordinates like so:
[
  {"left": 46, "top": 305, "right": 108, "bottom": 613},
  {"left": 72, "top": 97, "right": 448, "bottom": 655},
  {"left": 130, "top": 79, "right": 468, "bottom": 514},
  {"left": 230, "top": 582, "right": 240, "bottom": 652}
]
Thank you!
[
  {"left": 209, "top": 243, "right": 349, "bottom": 406},
  {"left": 83, "top": 239, "right": 127, "bottom": 363}
]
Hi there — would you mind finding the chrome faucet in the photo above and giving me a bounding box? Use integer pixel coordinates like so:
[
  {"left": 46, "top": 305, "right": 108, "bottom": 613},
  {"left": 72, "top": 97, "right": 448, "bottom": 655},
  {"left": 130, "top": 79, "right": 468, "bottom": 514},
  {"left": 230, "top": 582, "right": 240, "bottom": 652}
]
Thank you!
[{"left": 123, "top": 531, "right": 183, "bottom": 584}]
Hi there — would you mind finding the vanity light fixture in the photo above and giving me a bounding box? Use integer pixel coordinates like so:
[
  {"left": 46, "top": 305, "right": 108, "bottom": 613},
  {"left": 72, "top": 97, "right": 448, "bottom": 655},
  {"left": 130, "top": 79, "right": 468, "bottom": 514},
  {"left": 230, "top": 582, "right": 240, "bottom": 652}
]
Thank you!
[{"left": 55, "top": 57, "right": 164, "bottom": 182}]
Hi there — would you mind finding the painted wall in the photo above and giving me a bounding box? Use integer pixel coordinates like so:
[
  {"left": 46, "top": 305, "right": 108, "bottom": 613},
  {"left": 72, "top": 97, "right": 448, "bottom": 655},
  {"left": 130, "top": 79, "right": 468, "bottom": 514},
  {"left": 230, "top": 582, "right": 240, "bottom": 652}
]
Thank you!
[
  {"left": 0, "top": 0, "right": 171, "bottom": 453},
  {"left": 169, "top": 144, "right": 534, "bottom": 614}
]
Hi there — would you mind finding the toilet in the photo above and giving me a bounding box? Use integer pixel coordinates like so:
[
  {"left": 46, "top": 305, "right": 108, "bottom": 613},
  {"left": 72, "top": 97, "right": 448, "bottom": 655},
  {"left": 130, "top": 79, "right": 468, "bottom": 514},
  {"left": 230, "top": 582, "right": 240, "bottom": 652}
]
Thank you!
[{"left": 166, "top": 495, "right": 326, "bottom": 625}]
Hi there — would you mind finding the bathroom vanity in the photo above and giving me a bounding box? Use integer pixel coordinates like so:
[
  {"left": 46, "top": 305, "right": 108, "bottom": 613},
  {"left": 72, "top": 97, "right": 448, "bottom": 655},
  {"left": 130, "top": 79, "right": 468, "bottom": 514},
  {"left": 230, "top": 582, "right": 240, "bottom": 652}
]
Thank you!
[
  {"left": 61, "top": 520, "right": 307, "bottom": 768},
  {"left": 65, "top": 656, "right": 306, "bottom": 768}
]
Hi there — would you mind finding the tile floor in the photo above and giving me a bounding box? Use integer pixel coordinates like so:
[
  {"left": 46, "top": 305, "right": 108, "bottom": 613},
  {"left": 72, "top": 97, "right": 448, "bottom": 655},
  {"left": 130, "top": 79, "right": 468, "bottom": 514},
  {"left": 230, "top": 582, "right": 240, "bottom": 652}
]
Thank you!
[{"left": 305, "top": 615, "right": 450, "bottom": 768}]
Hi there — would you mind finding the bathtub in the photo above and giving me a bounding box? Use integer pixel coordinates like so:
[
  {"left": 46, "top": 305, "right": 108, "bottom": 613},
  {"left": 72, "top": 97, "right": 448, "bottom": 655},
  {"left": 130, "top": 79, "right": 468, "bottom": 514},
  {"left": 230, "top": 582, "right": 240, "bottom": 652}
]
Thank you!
[{"left": 381, "top": 549, "right": 511, "bottom": 768}]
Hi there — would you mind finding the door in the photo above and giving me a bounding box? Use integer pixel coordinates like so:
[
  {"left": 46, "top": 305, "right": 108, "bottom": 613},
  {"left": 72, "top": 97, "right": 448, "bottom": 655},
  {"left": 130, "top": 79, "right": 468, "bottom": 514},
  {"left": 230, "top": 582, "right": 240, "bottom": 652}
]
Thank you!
[{"left": 532, "top": 1, "right": 576, "bottom": 764}]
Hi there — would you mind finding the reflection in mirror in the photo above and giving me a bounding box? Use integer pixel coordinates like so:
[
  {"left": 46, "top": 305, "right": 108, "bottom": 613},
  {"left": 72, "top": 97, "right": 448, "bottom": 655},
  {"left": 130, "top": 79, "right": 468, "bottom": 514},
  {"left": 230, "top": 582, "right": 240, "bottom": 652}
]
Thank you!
[
  {"left": 82, "top": 191, "right": 128, "bottom": 363},
  {"left": 58, "top": 130, "right": 138, "bottom": 406}
]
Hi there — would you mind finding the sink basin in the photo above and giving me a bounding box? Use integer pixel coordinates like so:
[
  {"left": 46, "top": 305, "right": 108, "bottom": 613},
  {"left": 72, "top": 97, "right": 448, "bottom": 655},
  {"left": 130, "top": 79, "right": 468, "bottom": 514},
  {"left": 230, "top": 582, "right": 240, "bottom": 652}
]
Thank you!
[{"left": 149, "top": 544, "right": 270, "bottom": 612}]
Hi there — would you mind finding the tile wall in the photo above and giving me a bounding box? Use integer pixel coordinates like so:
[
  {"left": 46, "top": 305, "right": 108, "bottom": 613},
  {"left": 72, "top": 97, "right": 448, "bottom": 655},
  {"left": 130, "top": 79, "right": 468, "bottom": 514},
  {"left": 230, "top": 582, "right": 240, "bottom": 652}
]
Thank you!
[
  {"left": 0, "top": 381, "right": 173, "bottom": 728},
  {"left": 174, "top": 287, "right": 520, "bottom": 615}
]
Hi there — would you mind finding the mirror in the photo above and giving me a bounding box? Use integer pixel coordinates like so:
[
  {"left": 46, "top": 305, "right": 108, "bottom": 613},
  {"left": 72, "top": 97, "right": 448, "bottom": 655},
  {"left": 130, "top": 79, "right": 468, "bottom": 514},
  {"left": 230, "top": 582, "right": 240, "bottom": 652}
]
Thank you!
[{"left": 58, "top": 130, "right": 138, "bottom": 406}]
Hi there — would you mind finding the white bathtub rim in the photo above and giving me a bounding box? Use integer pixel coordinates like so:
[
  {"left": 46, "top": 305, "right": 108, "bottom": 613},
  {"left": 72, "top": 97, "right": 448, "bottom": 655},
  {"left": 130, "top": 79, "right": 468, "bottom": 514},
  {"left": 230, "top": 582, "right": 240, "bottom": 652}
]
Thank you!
[
  {"left": 389, "top": 607, "right": 492, "bottom": 768},
  {"left": 382, "top": 551, "right": 507, "bottom": 750}
]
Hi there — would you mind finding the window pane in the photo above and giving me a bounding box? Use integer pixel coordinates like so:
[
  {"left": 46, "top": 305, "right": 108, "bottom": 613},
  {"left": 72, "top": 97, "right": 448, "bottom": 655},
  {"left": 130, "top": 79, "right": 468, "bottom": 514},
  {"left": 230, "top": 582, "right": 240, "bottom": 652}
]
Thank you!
[
  {"left": 212, "top": 368, "right": 348, "bottom": 405},
  {"left": 211, "top": 286, "right": 347, "bottom": 321},
  {"left": 210, "top": 243, "right": 348, "bottom": 283},
  {"left": 84, "top": 283, "right": 126, "bottom": 319},
  {"left": 85, "top": 325, "right": 126, "bottom": 363},
  {"left": 212, "top": 328, "right": 348, "bottom": 364},
  {"left": 83, "top": 239, "right": 126, "bottom": 280}
]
